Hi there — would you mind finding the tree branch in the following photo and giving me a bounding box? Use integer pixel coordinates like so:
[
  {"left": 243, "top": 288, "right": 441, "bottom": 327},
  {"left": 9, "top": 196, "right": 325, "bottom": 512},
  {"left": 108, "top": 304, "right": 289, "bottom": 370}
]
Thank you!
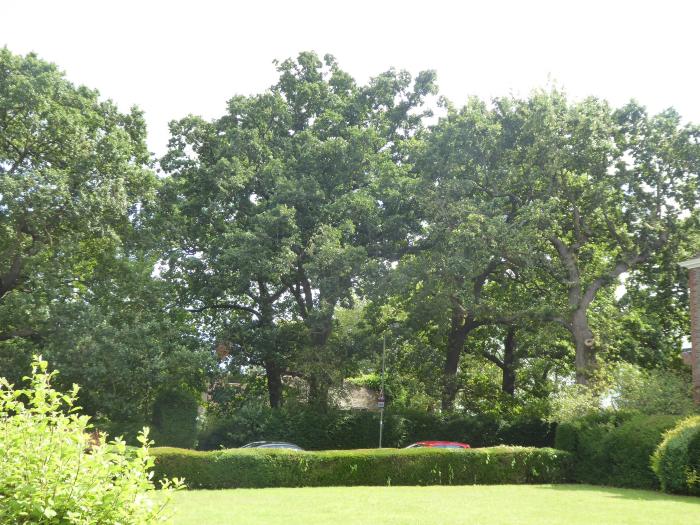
[
  {"left": 550, "top": 235, "right": 581, "bottom": 308},
  {"left": 0, "top": 328, "right": 36, "bottom": 341},
  {"left": 481, "top": 351, "right": 504, "bottom": 369},
  {"left": 187, "top": 302, "right": 261, "bottom": 318},
  {"left": 581, "top": 250, "right": 652, "bottom": 309}
]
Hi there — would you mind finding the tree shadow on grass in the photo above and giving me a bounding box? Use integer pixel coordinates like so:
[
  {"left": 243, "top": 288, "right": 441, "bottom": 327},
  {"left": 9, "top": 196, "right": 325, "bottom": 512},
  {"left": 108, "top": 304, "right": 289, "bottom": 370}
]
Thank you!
[{"left": 532, "top": 484, "right": 700, "bottom": 505}]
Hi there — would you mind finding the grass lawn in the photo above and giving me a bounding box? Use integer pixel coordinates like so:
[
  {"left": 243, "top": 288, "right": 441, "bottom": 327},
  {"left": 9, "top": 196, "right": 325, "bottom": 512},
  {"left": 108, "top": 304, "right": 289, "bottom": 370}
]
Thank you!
[{"left": 167, "top": 484, "right": 700, "bottom": 524}]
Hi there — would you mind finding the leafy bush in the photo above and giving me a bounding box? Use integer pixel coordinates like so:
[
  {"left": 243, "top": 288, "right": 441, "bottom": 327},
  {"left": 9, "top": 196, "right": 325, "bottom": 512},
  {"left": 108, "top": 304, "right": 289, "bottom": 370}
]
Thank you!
[
  {"left": 555, "top": 411, "right": 680, "bottom": 489},
  {"left": 609, "top": 364, "right": 695, "bottom": 416},
  {"left": 151, "top": 388, "right": 199, "bottom": 448},
  {"left": 605, "top": 414, "right": 681, "bottom": 488},
  {"left": 549, "top": 384, "right": 603, "bottom": 423},
  {"left": 197, "top": 403, "right": 554, "bottom": 451},
  {"left": 0, "top": 356, "right": 181, "bottom": 524},
  {"left": 651, "top": 415, "right": 700, "bottom": 495},
  {"left": 498, "top": 417, "right": 557, "bottom": 448},
  {"left": 152, "top": 446, "right": 571, "bottom": 489}
]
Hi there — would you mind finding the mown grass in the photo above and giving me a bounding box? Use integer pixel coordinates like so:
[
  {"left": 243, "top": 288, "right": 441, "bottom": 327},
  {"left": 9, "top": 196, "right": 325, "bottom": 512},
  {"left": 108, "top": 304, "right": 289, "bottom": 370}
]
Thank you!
[{"left": 167, "top": 484, "right": 700, "bottom": 524}]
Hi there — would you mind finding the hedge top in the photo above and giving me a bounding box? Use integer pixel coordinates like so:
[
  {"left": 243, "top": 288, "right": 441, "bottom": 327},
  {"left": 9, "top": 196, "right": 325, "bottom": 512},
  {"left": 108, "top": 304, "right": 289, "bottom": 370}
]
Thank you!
[{"left": 150, "top": 445, "right": 572, "bottom": 489}]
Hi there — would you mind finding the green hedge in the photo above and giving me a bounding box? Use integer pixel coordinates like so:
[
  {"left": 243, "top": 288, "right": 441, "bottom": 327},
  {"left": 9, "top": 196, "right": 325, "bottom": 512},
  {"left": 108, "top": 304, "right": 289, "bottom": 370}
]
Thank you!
[
  {"left": 555, "top": 412, "right": 680, "bottom": 489},
  {"left": 151, "top": 446, "right": 571, "bottom": 489},
  {"left": 651, "top": 415, "right": 700, "bottom": 495},
  {"left": 197, "top": 405, "right": 555, "bottom": 451}
]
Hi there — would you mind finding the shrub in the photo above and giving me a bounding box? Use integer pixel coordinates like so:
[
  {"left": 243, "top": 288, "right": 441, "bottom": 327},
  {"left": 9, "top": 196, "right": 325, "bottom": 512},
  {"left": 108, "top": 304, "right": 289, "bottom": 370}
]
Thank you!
[
  {"left": 0, "top": 356, "right": 181, "bottom": 524},
  {"left": 498, "top": 417, "right": 557, "bottom": 448},
  {"left": 609, "top": 364, "right": 695, "bottom": 416},
  {"left": 198, "top": 403, "right": 553, "bottom": 451},
  {"left": 605, "top": 414, "right": 680, "bottom": 489},
  {"left": 151, "top": 446, "right": 571, "bottom": 489},
  {"left": 151, "top": 388, "right": 199, "bottom": 448},
  {"left": 549, "top": 384, "right": 603, "bottom": 423},
  {"left": 439, "top": 414, "right": 500, "bottom": 448},
  {"left": 652, "top": 415, "right": 700, "bottom": 495},
  {"left": 556, "top": 411, "right": 680, "bottom": 489}
]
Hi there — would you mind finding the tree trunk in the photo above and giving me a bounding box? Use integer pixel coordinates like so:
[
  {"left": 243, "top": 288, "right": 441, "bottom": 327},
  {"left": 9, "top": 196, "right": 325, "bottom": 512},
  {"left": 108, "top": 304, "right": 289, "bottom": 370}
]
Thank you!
[
  {"left": 307, "top": 375, "right": 330, "bottom": 410},
  {"left": 571, "top": 308, "right": 596, "bottom": 384},
  {"left": 502, "top": 327, "right": 517, "bottom": 396},
  {"left": 306, "top": 315, "right": 333, "bottom": 410},
  {"left": 441, "top": 310, "right": 471, "bottom": 411},
  {"left": 264, "top": 359, "right": 284, "bottom": 408}
]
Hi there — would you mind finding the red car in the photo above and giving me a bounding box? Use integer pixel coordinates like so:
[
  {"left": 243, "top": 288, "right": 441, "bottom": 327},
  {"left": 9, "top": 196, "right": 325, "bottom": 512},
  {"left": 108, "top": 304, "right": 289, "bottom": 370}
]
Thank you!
[{"left": 405, "top": 440, "right": 470, "bottom": 449}]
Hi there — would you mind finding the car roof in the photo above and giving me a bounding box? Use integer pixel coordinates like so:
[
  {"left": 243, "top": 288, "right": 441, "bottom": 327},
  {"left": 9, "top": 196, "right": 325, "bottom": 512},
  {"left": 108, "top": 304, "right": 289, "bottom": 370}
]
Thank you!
[
  {"left": 241, "top": 441, "right": 301, "bottom": 448},
  {"left": 415, "top": 440, "right": 470, "bottom": 446}
]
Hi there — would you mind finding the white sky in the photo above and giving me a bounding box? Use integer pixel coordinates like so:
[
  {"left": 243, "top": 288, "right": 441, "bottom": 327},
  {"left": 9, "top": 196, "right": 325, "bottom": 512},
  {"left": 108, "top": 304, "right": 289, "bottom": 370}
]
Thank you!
[{"left": 3, "top": 0, "right": 699, "bottom": 157}]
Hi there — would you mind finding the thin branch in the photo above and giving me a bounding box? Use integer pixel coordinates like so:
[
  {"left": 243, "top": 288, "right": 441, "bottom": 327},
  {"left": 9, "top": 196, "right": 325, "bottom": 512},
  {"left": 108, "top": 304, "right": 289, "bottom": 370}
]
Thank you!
[
  {"left": 187, "top": 302, "right": 261, "bottom": 318},
  {"left": 0, "top": 328, "right": 36, "bottom": 341},
  {"left": 481, "top": 351, "right": 504, "bottom": 369}
]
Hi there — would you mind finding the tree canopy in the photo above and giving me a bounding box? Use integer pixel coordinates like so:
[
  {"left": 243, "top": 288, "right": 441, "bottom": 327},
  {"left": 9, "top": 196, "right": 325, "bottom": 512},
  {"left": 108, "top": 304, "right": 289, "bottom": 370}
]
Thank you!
[{"left": 1, "top": 48, "right": 698, "bottom": 436}]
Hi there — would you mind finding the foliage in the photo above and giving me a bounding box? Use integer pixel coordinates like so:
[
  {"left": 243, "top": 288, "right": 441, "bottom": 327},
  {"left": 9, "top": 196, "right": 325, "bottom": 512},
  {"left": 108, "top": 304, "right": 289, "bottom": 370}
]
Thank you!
[
  {"left": 498, "top": 417, "right": 558, "bottom": 448},
  {"left": 651, "top": 415, "right": 700, "bottom": 495},
  {"left": 550, "top": 363, "right": 694, "bottom": 427},
  {"left": 159, "top": 51, "right": 437, "bottom": 408},
  {"left": 197, "top": 403, "right": 407, "bottom": 451},
  {"left": 608, "top": 363, "right": 695, "bottom": 416},
  {"left": 197, "top": 403, "right": 554, "bottom": 451},
  {"left": 0, "top": 48, "right": 154, "bottom": 344},
  {"left": 0, "top": 48, "right": 210, "bottom": 443},
  {"left": 151, "top": 388, "right": 200, "bottom": 449},
  {"left": 556, "top": 412, "right": 680, "bottom": 489},
  {"left": 152, "top": 446, "right": 571, "bottom": 489},
  {"left": 1, "top": 47, "right": 698, "bottom": 442},
  {"left": 41, "top": 258, "right": 212, "bottom": 442},
  {"left": 345, "top": 372, "right": 382, "bottom": 390},
  {"left": 0, "top": 356, "right": 181, "bottom": 524},
  {"left": 548, "top": 384, "right": 604, "bottom": 423}
]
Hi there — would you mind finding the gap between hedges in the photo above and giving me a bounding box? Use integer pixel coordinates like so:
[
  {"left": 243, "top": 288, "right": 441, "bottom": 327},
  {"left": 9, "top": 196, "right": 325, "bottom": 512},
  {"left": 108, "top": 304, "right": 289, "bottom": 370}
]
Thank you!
[{"left": 151, "top": 446, "right": 571, "bottom": 489}]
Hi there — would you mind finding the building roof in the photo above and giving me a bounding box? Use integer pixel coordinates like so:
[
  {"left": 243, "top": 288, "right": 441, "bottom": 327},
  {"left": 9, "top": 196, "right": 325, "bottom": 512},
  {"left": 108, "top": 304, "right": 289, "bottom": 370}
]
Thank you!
[{"left": 680, "top": 254, "right": 700, "bottom": 269}]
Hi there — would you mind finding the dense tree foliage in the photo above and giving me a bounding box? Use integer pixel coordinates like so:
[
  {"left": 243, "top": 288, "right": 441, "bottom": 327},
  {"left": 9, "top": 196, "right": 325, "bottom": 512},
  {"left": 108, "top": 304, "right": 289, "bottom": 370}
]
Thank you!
[
  {"left": 0, "top": 49, "right": 210, "bottom": 439},
  {"left": 159, "top": 53, "right": 437, "bottom": 408},
  {"left": 1, "top": 48, "right": 698, "bottom": 440}
]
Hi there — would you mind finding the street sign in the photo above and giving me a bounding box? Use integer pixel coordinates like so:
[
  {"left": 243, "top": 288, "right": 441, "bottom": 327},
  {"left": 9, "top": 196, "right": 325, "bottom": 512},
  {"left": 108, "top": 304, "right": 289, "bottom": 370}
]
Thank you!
[{"left": 377, "top": 395, "right": 385, "bottom": 409}]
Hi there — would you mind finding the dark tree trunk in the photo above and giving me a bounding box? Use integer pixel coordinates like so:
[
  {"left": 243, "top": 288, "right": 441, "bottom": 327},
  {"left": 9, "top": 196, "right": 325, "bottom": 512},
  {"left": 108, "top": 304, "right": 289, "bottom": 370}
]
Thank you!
[
  {"left": 264, "top": 359, "right": 284, "bottom": 408},
  {"left": 441, "top": 310, "right": 472, "bottom": 411},
  {"left": 306, "top": 315, "right": 333, "bottom": 410},
  {"left": 307, "top": 375, "right": 330, "bottom": 410},
  {"left": 501, "top": 327, "right": 517, "bottom": 396}
]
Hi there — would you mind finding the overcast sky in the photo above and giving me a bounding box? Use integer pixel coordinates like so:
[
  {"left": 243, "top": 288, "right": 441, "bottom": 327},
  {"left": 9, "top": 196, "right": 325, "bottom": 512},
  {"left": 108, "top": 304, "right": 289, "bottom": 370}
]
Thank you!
[{"left": 4, "top": 0, "right": 699, "bottom": 157}]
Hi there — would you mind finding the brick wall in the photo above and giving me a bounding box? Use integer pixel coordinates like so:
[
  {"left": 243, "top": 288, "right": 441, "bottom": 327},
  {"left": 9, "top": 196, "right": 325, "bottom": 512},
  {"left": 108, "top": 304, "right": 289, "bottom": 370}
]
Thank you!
[{"left": 690, "top": 267, "right": 700, "bottom": 404}]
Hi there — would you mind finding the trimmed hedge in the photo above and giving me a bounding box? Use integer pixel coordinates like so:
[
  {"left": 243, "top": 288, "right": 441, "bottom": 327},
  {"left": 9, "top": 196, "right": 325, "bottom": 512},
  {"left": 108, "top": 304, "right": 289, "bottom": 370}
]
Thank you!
[
  {"left": 651, "top": 415, "right": 700, "bottom": 495},
  {"left": 197, "top": 406, "right": 555, "bottom": 451},
  {"left": 151, "top": 446, "right": 571, "bottom": 489},
  {"left": 555, "top": 412, "right": 680, "bottom": 489}
]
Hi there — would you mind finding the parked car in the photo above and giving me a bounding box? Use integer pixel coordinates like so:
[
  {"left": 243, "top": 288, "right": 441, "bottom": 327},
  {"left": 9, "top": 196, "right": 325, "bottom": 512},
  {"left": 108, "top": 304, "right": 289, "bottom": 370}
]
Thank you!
[
  {"left": 405, "top": 440, "right": 470, "bottom": 449},
  {"left": 240, "top": 441, "right": 304, "bottom": 450}
]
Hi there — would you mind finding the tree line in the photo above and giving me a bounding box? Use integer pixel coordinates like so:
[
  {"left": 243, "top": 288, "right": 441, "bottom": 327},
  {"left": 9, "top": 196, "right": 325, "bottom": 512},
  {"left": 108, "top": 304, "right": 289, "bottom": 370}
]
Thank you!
[{"left": 1, "top": 48, "right": 698, "bottom": 434}]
